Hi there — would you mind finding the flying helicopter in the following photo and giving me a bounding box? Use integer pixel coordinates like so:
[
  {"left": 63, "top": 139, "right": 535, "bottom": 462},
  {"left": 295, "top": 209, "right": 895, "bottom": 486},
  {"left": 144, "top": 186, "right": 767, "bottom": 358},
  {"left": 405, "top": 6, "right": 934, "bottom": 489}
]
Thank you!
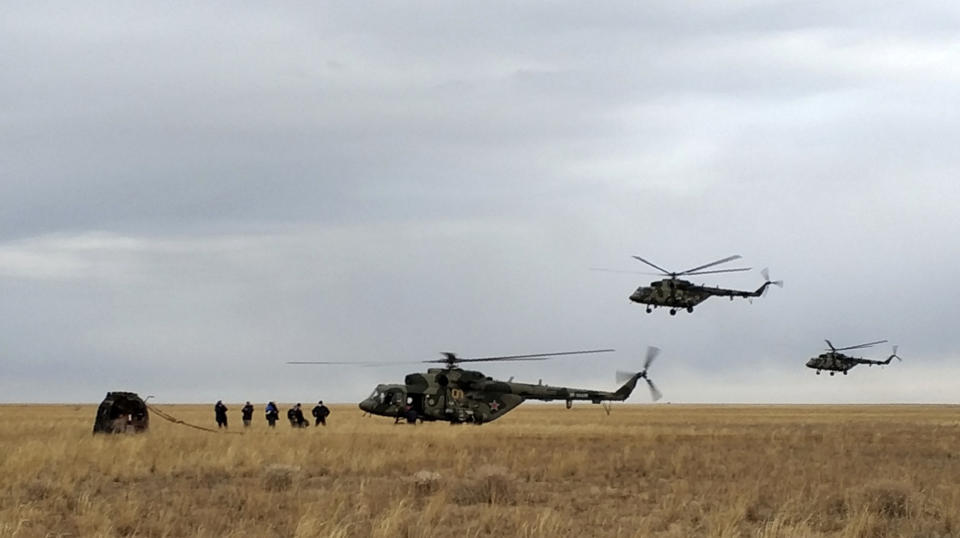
[
  {"left": 288, "top": 347, "right": 664, "bottom": 424},
  {"left": 594, "top": 255, "right": 782, "bottom": 315},
  {"left": 806, "top": 340, "right": 902, "bottom": 376}
]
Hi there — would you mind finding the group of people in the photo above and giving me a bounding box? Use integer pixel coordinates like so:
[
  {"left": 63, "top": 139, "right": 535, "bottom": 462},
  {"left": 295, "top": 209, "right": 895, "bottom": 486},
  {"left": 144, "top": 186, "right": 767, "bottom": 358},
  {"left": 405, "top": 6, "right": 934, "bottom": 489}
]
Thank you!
[{"left": 213, "top": 400, "right": 330, "bottom": 428}]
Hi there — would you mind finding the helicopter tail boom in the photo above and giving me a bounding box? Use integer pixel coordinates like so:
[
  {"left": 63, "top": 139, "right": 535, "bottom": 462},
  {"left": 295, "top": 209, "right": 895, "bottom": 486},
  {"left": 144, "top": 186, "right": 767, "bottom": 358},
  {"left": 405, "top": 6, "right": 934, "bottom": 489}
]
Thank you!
[
  {"left": 613, "top": 373, "right": 642, "bottom": 400},
  {"left": 852, "top": 345, "right": 901, "bottom": 366}
]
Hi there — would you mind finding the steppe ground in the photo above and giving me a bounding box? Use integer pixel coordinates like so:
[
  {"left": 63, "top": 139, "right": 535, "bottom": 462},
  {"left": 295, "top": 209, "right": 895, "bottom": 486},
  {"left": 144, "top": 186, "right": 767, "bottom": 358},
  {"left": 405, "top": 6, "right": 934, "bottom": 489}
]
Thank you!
[{"left": 2, "top": 404, "right": 959, "bottom": 538}]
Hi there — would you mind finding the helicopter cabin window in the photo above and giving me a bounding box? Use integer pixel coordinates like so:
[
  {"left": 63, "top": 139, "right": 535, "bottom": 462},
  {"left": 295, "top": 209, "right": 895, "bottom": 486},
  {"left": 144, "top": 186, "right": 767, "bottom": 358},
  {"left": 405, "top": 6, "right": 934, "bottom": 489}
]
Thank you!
[{"left": 381, "top": 390, "right": 404, "bottom": 405}]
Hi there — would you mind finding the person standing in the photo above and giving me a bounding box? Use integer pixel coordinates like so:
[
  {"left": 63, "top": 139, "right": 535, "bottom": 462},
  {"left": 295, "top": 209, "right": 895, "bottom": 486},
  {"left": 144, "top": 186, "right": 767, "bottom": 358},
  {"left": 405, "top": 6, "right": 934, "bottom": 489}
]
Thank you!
[
  {"left": 312, "top": 400, "right": 330, "bottom": 426},
  {"left": 292, "top": 403, "right": 308, "bottom": 428},
  {"left": 241, "top": 401, "right": 254, "bottom": 427},
  {"left": 287, "top": 405, "right": 297, "bottom": 427},
  {"left": 265, "top": 401, "right": 279, "bottom": 427},
  {"left": 214, "top": 400, "right": 228, "bottom": 428}
]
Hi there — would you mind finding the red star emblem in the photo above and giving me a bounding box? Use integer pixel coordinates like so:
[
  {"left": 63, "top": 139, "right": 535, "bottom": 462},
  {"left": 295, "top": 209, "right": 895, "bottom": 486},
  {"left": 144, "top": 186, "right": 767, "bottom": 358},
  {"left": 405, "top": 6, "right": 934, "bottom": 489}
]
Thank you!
[{"left": 489, "top": 400, "right": 500, "bottom": 412}]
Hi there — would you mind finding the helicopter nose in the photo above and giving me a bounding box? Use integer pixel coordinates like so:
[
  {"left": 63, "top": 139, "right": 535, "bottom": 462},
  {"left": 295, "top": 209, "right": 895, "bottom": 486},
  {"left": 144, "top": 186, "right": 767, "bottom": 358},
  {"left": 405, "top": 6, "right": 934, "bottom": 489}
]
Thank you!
[{"left": 358, "top": 399, "right": 373, "bottom": 413}]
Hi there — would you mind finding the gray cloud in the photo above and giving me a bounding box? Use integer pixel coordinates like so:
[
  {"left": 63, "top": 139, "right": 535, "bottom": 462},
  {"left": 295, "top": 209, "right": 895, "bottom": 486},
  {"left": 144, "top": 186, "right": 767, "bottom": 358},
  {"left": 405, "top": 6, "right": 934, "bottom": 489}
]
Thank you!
[{"left": 2, "top": 2, "right": 959, "bottom": 403}]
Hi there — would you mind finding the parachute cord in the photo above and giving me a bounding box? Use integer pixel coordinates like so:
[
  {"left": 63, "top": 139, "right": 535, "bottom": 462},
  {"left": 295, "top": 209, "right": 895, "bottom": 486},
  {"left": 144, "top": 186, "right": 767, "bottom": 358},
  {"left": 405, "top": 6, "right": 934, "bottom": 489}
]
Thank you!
[{"left": 146, "top": 403, "right": 243, "bottom": 435}]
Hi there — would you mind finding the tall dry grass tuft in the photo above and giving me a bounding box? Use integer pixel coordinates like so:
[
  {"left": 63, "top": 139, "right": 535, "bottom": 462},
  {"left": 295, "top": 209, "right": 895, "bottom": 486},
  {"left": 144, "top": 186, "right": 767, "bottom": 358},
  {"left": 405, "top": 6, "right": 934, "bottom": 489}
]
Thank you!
[
  {"left": 855, "top": 480, "right": 912, "bottom": 520},
  {"left": 451, "top": 464, "right": 516, "bottom": 505},
  {"left": 263, "top": 463, "right": 301, "bottom": 492},
  {"left": 2, "top": 403, "right": 960, "bottom": 537},
  {"left": 412, "top": 470, "right": 442, "bottom": 494}
]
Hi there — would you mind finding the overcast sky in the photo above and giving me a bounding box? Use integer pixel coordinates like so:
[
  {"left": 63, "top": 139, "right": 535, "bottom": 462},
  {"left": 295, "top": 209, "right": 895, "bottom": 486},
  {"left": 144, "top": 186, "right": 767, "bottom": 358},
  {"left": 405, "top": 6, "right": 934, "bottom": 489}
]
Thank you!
[{"left": 2, "top": 2, "right": 959, "bottom": 404}]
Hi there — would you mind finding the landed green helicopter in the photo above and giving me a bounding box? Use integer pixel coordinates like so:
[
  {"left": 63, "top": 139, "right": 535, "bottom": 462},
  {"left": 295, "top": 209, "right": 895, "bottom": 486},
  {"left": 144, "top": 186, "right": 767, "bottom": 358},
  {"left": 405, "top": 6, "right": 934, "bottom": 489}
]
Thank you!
[
  {"left": 289, "top": 348, "right": 663, "bottom": 424},
  {"left": 595, "top": 255, "right": 782, "bottom": 315},
  {"left": 806, "top": 340, "right": 902, "bottom": 376}
]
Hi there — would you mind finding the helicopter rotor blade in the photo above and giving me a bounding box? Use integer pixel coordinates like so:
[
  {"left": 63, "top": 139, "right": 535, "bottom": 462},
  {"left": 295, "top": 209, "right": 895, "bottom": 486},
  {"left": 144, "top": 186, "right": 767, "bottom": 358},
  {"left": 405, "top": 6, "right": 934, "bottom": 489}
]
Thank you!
[
  {"left": 824, "top": 339, "right": 836, "bottom": 352},
  {"left": 631, "top": 256, "right": 673, "bottom": 276},
  {"left": 832, "top": 340, "right": 888, "bottom": 352},
  {"left": 294, "top": 349, "right": 616, "bottom": 369},
  {"left": 759, "top": 268, "right": 783, "bottom": 297},
  {"left": 646, "top": 378, "right": 663, "bottom": 402},
  {"left": 589, "top": 268, "right": 661, "bottom": 275},
  {"left": 678, "top": 255, "right": 742, "bottom": 275},
  {"left": 425, "top": 348, "right": 616, "bottom": 364},
  {"left": 288, "top": 360, "right": 384, "bottom": 365},
  {"left": 644, "top": 346, "right": 660, "bottom": 371},
  {"left": 759, "top": 268, "right": 784, "bottom": 294},
  {"left": 684, "top": 267, "right": 752, "bottom": 276},
  {"left": 286, "top": 360, "right": 424, "bottom": 367},
  {"left": 439, "top": 356, "right": 555, "bottom": 363}
]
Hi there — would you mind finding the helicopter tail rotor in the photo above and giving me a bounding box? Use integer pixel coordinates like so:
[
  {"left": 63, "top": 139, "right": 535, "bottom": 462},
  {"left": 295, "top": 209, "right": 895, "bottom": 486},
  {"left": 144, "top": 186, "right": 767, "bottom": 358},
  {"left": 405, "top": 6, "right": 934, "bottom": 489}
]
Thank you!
[
  {"left": 615, "top": 346, "right": 662, "bottom": 402},
  {"left": 886, "top": 345, "right": 902, "bottom": 364},
  {"left": 645, "top": 378, "right": 663, "bottom": 402},
  {"left": 643, "top": 346, "right": 660, "bottom": 371},
  {"left": 759, "top": 268, "right": 784, "bottom": 297}
]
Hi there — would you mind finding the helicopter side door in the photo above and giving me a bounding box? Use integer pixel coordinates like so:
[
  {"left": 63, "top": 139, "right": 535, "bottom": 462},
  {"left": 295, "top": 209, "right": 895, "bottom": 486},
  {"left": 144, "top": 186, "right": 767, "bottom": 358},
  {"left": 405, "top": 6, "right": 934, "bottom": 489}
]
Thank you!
[
  {"left": 403, "top": 393, "right": 425, "bottom": 422},
  {"left": 443, "top": 385, "right": 477, "bottom": 423}
]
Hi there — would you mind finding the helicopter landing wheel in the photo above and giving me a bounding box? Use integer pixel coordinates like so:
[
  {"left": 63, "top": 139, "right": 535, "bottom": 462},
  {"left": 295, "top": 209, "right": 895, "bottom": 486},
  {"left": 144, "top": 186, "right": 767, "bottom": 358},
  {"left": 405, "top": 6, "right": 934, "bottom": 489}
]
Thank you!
[
  {"left": 686, "top": 307, "right": 694, "bottom": 313},
  {"left": 669, "top": 309, "right": 677, "bottom": 316},
  {"left": 645, "top": 307, "right": 652, "bottom": 313},
  {"left": 843, "top": 371, "right": 848, "bottom": 375},
  {"left": 829, "top": 372, "right": 835, "bottom": 376},
  {"left": 816, "top": 371, "right": 820, "bottom": 375}
]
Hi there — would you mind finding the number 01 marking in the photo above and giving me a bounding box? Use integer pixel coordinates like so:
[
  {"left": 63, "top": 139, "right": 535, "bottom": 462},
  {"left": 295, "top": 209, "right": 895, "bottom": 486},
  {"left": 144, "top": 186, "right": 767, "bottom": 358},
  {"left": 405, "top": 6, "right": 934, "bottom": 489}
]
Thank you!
[{"left": 450, "top": 388, "right": 464, "bottom": 400}]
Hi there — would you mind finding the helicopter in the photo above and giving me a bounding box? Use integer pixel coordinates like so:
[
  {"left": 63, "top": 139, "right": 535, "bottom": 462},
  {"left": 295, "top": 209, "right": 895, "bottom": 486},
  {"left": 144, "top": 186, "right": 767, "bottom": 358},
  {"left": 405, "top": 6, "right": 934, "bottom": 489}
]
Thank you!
[
  {"left": 288, "top": 347, "right": 663, "bottom": 424},
  {"left": 595, "top": 255, "right": 782, "bottom": 315},
  {"left": 806, "top": 340, "right": 902, "bottom": 376}
]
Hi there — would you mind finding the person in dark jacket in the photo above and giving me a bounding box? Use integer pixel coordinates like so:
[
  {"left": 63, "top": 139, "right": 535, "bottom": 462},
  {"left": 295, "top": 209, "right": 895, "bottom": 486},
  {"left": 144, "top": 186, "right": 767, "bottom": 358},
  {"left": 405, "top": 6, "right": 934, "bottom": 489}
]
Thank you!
[
  {"left": 265, "top": 401, "right": 279, "bottom": 427},
  {"left": 311, "top": 400, "right": 330, "bottom": 426},
  {"left": 241, "top": 401, "right": 254, "bottom": 427},
  {"left": 214, "top": 400, "right": 228, "bottom": 428},
  {"left": 291, "top": 403, "right": 307, "bottom": 428},
  {"left": 286, "top": 406, "right": 297, "bottom": 427}
]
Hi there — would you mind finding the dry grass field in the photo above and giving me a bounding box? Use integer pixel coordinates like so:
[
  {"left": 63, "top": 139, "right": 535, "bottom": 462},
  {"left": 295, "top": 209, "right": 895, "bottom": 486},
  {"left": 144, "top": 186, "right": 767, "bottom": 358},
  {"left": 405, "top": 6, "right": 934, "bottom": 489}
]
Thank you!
[{"left": 2, "top": 403, "right": 959, "bottom": 537}]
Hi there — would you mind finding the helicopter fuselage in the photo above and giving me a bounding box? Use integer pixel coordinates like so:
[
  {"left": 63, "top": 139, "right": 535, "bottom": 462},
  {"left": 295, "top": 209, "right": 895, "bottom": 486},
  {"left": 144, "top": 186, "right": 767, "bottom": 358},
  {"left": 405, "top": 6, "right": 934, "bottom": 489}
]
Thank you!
[
  {"left": 806, "top": 353, "right": 894, "bottom": 375},
  {"left": 357, "top": 367, "right": 643, "bottom": 424},
  {"left": 630, "top": 278, "right": 769, "bottom": 313},
  {"left": 806, "top": 353, "right": 857, "bottom": 374}
]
